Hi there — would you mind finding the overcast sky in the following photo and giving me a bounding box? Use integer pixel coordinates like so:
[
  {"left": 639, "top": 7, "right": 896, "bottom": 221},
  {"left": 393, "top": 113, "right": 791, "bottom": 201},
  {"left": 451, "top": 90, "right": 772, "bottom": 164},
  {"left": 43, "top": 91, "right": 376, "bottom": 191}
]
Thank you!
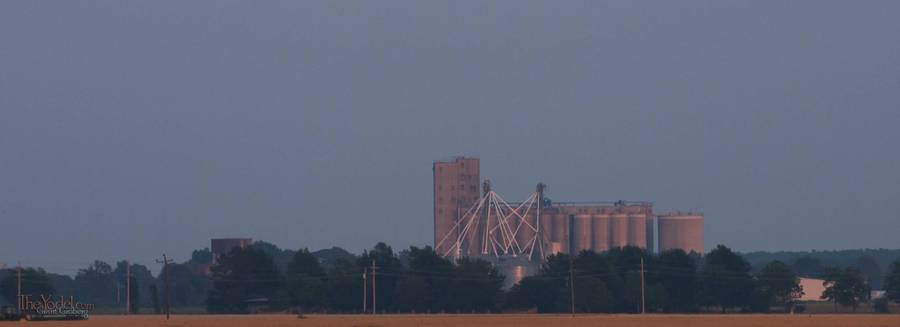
[{"left": 2, "top": 1, "right": 899, "bottom": 274}]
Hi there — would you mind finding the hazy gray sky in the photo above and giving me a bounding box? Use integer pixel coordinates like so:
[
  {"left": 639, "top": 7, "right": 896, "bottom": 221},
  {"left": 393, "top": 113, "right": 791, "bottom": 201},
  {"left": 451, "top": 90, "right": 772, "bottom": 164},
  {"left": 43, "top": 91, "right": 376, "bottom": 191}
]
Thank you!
[{"left": 2, "top": 1, "right": 899, "bottom": 274}]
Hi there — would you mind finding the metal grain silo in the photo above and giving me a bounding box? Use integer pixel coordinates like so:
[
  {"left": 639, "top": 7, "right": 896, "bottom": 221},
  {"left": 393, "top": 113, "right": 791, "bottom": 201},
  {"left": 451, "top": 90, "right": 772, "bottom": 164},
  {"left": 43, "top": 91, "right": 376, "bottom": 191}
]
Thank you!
[
  {"left": 610, "top": 213, "right": 629, "bottom": 249},
  {"left": 572, "top": 214, "right": 592, "bottom": 253},
  {"left": 592, "top": 214, "right": 611, "bottom": 252},
  {"left": 657, "top": 212, "right": 704, "bottom": 254}
]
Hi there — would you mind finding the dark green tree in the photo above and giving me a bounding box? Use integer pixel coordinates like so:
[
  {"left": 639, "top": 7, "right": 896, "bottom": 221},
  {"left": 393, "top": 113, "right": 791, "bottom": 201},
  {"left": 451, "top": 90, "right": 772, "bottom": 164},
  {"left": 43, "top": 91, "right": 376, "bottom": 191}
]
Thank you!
[
  {"left": 573, "top": 275, "right": 615, "bottom": 313},
  {"left": 0, "top": 267, "right": 55, "bottom": 305},
  {"left": 206, "top": 246, "right": 283, "bottom": 313},
  {"left": 404, "top": 246, "right": 454, "bottom": 312},
  {"left": 357, "top": 242, "right": 404, "bottom": 312},
  {"left": 113, "top": 261, "right": 142, "bottom": 313},
  {"left": 873, "top": 297, "right": 890, "bottom": 313},
  {"left": 150, "top": 284, "right": 161, "bottom": 314},
  {"left": 46, "top": 273, "right": 75, "bottom": 299},
  {"left": 286, "top": 248, "right": 326, "bottom": 311},
  {"left": 128, "top": 275, "right": 140, "bottom": 313},
  {"left": 656, "top": 249, "right": 698, "bottom": 312},
  {"left": 791, "top": 256, "right": 825, "bottom": 278},
  {"left": 855, "top": 256, "right": 883, "bottom": 289},
  {"left": 74, "top": 261, "right": 116, "bottom": 306},
  {"left": 449, "top": 258, "right": 504, "bottom": 313},
  {"left": 163, "top": 263, "right": 211, "bottom": 308},
  {"left": 392, "top": 275, "right": 430, "bottom": 312},
  {"left": 324, "top": 257, "right": 363, "bottom": 312},
  {"left": 541, "top": 253, "right": 574, "bottom": 278},
  {"left": 573, "top": 251, "right": 618, "bottom": 313},
  {"left": 189, "top": 248, "right": 213, "bottom": 265},
  {"left": 510, "top": 249, "right": 661, "bottom": 314},
  {"left": 885, "top": 261, "right": 900, "bottom": 304},
  {"left": 606, "top": 246, "right": 653, "bottom": 312},
  {"left": 507, "top": 252, "right": 577, "bottom": 313},
  {"left": 126, "top": 264, "right": 155, "bottom": 313},
  {"left": 700, "top": 245, "right": 754, "bottom": 312},
  {"left": 754, "top": 260, "right": 803, "bottom": 312},
  {"left": 821, "top": 266, "right": 871, "bottom": 312},
  {"left": 312, "top": 247, "right": 356, "bottom": 270},
  {"left": 253, "top": 241, "right": 296, "bottom": 273},
  {"left": 506, "top": 276, "right": 560, "bottom": 313},
  {"left": 645, "top": 283, "right": 671, "bottom": 313}
]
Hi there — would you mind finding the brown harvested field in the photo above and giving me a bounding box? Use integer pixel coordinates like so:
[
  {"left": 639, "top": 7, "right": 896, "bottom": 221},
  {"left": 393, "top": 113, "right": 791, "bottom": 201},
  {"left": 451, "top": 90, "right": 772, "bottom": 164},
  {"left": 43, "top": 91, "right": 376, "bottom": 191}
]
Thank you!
[{"left": 8, "top": 314, "right": 900, "bottom": 327}]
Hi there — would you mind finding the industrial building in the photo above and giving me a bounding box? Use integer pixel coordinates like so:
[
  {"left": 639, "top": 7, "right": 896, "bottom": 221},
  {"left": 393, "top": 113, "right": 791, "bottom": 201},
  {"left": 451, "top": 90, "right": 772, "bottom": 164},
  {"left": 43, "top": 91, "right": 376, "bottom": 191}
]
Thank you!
[
  {"left": 433, "top": 156, "right": 704, "bottom": 266},
  {"left": 433, "top": 157, "right": 481, "bottom": 257},
  {"left": 798, "top": 278, "right": 827, "bottom": 302}
]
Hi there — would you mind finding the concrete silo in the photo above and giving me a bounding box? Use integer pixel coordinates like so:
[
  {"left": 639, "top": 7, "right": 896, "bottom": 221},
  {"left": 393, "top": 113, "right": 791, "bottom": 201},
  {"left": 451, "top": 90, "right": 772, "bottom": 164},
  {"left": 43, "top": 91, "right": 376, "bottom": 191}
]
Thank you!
[
  {"left": 657, "top": 212, "right": 704, "bottom": 254},
  {"left": 610, "top": 213, "right": 629, "bottom": 249},
  {"left": 591, "top": 213, "right": 611, "bottom": 252},
  {"left": 572, "top": 214, "right": 592, "bottom": 253},
  {"left": 539, "top": 212, "right": 554, "bottom": 254},
  {"left": 551, "top": 214, "right": 569, "bottom": 254},
  {"left": 627, "top": 213, "right": 647, "bottom": 248}
]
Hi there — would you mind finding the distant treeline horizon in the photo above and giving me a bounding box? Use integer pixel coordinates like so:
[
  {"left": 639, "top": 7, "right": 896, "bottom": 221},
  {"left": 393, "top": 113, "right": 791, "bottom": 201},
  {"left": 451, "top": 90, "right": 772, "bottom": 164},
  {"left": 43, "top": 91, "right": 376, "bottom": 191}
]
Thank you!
[
  {"left": 2, "top": 240, "right": 900, "bottom": 314},
  {"left": 6, "top": 243, "right": 900, "bottom": 279}
]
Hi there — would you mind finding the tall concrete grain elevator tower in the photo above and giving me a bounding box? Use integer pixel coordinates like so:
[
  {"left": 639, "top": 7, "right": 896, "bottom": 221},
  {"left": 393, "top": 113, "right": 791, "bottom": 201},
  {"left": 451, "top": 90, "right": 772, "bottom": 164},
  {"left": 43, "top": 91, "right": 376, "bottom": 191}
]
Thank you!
[{"left": 433, "top": 157, "right": 481, "bottom": 256}]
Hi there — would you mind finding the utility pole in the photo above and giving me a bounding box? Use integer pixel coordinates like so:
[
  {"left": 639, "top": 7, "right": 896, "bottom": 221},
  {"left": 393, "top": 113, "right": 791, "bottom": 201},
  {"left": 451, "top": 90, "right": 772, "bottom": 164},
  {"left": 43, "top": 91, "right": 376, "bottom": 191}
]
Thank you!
[
  {"left": 362, "top": 268, "right": 367, "bottom": 314},
  {"left": 126, "top": 261, "right": 131, "bottom": 315},
  {"left": 371, "top": 260, "right": 378, "bottom": 314},
  {"left": 156, "top": 254, "right": 174, "bottom": 320},
  {"left": 569, "top": 255, "right": 575, "bottom": 315},
  {"left": 640, "top": 257, "right": 646, "bottom": 314},
  {"left": 833, "top": 291, "right": 837, "bottom": 313},
  {"left": 16, "top": 263, "right": 22, "bottom": 315}
]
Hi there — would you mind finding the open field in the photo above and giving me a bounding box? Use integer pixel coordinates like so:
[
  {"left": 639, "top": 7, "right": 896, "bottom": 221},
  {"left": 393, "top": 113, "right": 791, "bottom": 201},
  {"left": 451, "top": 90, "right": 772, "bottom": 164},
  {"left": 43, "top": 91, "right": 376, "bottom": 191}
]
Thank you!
[{"left": 4, "top": 314, "right": 900, "bottom": 327}]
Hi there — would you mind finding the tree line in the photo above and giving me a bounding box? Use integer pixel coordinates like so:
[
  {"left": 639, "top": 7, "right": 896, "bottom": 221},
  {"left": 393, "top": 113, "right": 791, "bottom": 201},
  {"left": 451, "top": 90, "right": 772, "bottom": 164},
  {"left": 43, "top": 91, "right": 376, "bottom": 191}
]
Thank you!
[
  {"left": 0, "top": 260, "right": 151, "bottom": 313},
  {"left": 3, "top": 243, "right": 900, "bottom": 314},
  {"left": 743, "top": 249, "right": 900, "bottom": 289},
  {"left": 206, "top": 243, "right": 504, "bottom": 313},
  {"left": 509, "top": 245, "right": 885, "bottom": 313}
]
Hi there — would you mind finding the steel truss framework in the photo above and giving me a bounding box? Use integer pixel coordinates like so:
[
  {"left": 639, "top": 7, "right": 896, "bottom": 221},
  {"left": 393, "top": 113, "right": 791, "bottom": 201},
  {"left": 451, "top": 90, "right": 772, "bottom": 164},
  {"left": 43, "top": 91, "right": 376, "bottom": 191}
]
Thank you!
[{"left": 435, "top": 189, "right": 544, "bottom": 261}]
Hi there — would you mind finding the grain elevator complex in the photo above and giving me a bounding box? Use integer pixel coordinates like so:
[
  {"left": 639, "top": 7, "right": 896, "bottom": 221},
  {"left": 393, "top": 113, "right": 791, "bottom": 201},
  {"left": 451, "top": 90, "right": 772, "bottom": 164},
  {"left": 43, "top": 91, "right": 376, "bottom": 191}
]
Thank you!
[{"left": 433, "top": 157, "right": 704, "bottom": 270}]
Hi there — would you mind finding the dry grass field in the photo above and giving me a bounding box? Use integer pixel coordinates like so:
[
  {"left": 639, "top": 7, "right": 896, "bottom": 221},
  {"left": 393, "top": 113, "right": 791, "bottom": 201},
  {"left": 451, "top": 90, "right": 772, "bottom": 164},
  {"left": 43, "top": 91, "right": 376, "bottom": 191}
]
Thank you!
[{"left": 4, "top": 314, "right": 899, "bottom": 327}]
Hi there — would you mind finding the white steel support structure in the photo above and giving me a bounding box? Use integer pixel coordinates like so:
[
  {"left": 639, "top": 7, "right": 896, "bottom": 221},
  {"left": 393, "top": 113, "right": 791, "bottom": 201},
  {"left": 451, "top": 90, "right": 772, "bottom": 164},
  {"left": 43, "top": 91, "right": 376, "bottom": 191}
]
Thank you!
[{"left": 435, "top": 183, "right": 545, "bottom": 261}]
